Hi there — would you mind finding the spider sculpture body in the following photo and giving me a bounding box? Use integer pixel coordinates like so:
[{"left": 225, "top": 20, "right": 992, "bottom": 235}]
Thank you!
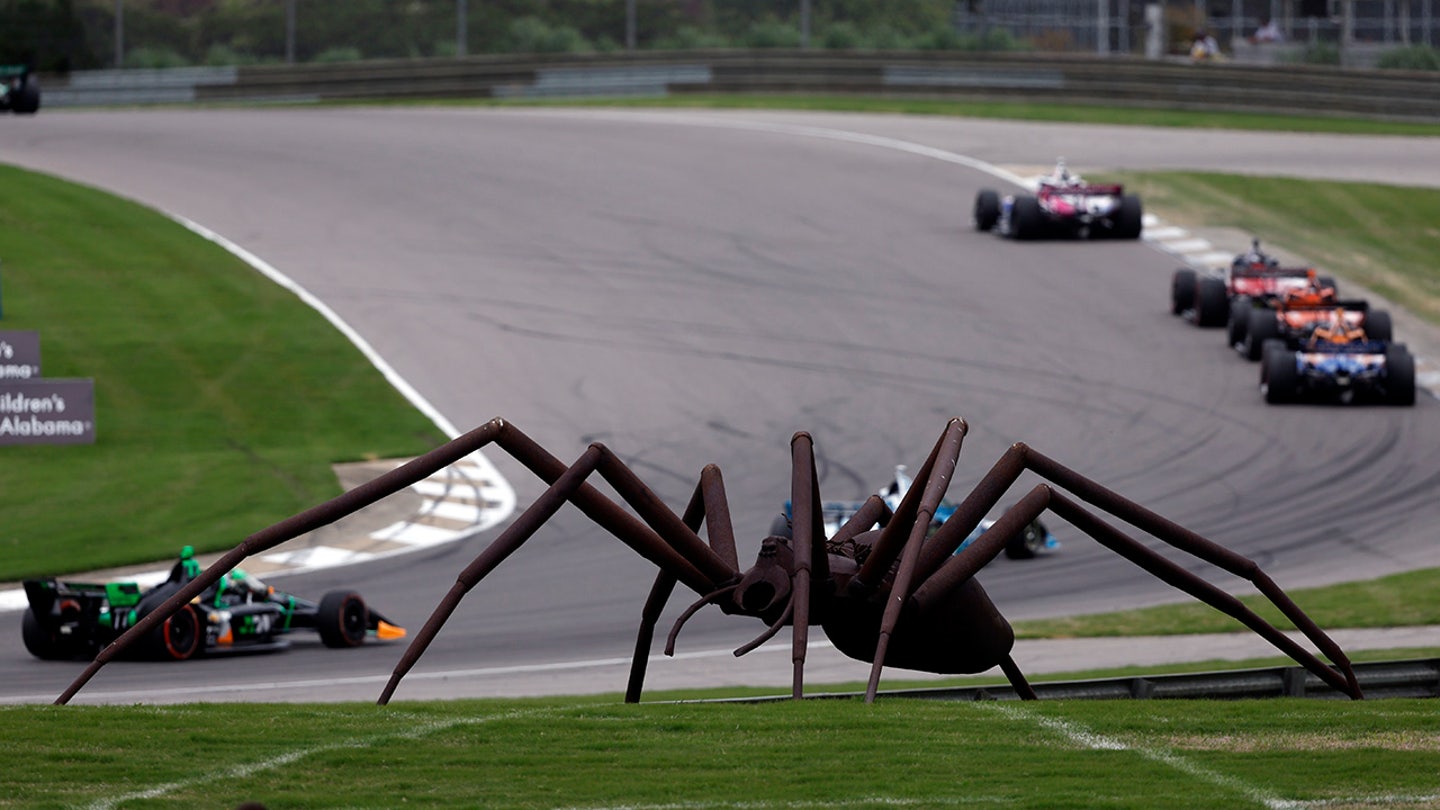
[{"left": 56, "top": 417, "right": 1362, "bottom": 705}]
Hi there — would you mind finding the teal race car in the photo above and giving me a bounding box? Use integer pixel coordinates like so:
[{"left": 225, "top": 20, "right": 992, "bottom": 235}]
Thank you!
[
  {"left": 21, "top": 546, "right": 405, "bottom": 661},
  {"left": 775, "top": 465, "right": 1059, "bottom": 561}
]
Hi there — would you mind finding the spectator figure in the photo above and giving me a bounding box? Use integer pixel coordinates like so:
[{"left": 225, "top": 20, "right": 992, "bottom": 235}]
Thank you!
[
  {"left": 1251, "top": 17, "right": 1284, "bottom": 43},
  {"left": 1190, "top": 28, "right": 1221, "bottom": 60}
]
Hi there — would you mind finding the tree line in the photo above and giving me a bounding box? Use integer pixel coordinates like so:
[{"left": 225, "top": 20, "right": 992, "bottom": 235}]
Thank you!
[{"left": 3, "top": 0, "right": 1000, "bottom": 72}]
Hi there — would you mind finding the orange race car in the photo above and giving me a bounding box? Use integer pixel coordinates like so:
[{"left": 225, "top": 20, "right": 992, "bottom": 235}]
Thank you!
[{"left": 1238, "top": 278, "right": 1391, "bottom": 361}]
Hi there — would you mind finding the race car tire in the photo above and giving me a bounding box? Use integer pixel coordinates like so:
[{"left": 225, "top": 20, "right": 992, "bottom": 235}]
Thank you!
[
  {"left": 1170, "top": 268, "right": 1196, "bottom": 315},
  {"left": 1194, "top": 277, "right": 1228, "bottom": 327},
  {"left": 1366, "top": 310, "right": 1394, "bottom": 342},
  {"left": 974, "top": 189, "right": 1000, "bottom": 232},
  {"left": 1003, "top": 520, "right": 1049, "bottom": 560},
  {"left": 1263, "top": 342, "right": 1299, "bottom": 404},
  {"left": 8, "top": 75, "right": 40, "bottom": 115},
  {"left": 1227, "top": 298, "right": 1252, "bottom": 346},
  {"left": 137, "top": 603, "right": 202, "bottom": 661},
  {"left": 1010, "top": 195, "right": 1044, "bottom": 240},
  {"left": 1111, "top": 194, "right": 1144, "bottom": 239},
  {"left": 318, "top": 591, "right": 369, "bottom": 648},
  {"left": 1385, "top": 345, "right": 1416, "bottom": 406},
  {"left": 21, "top": 607, "right": 75, "bottom": 660},
  {"left": 1245, "top": 309, "right": 1281, "bottom": 360}
]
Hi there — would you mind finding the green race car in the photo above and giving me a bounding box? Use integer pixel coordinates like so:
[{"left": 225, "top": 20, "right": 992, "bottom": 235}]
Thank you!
[{"left": 21, "top": 546, "right": 405, "bottom": 661}]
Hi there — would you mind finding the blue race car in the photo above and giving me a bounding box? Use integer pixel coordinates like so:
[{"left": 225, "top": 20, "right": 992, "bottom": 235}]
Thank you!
[
  {"left": 774, "top": 466, "right": 1058, "bottom": 560},
  {"left": 1261, "top": 337, "right": 1415, "bottom": 406}
]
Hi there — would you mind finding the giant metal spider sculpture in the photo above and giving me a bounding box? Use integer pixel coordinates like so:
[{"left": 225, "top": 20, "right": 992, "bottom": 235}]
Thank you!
[{"left": 56, "top": 417, "right": 1363, "bottom": 705}]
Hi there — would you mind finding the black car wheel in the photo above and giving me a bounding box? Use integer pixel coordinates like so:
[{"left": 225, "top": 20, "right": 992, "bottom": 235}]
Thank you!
[
  {"left": 1263, "top": 340, "right": 1298, "bottom": 404},
  {"left": 1010, "top": 195, "right": 1044, "bottom": 240},
  {"left": 1004, "top": 520, "right": 1050, "bottom": 560},
  {"left": 21, "top": 608, "right": 74, "bottom": 660},
  {"left": 974, "top": 189, "right": 1000, "bottom": 232},
  {"left": 1245, "top": 309, "right": 1281, "bottom": 361},
  {"left": 318, "top": 591, "right": 369, "bottom": 648},
  {"left": 1194, "top": 277, "right": 1229, "bottom": 327},
  {"left": 1170, "top": 269, "right": 1196, "bottom": 315},
  {"left": 1227, "top": 298, "right": 1252, "bottom": 346},
  {"left": 1366, "top": 310, "right": 1394, "bottom": 342},
  {"left": 138, "top": 603, "right": 202, "bottom": 661},
  {"left": 1385, "top": 345, "right": 1416, "bottom": 406},
  {"left": 1111, "top": 194, "right": 1144, "bottom": 239}
]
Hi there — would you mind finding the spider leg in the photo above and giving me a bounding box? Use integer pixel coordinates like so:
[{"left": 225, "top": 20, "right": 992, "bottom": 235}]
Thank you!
[
  {"left": 786, "top": 431, "right": 831, "bottom": 698},
  {"left": 628, "top": 463, "right": 743, "bottom": 702},
  {"left": 379, "top": 441, "right": 740, "bottom": 704},
  {"left": 57, "top": 418, "right": 515, "bottom": 705},
  {"left": 855, "top": 419, "right": 968, "bottom": 701},
  {"left": 908, "top": 447, "right": 1362, "bottom": 700},
  {"left": 850, "top": 418, "right": 968, "bottom": 597}
]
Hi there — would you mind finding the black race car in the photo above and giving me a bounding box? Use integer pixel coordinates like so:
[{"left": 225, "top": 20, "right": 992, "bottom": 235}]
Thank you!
[
  {"left": 21, "top": 546, "right": 405, "bottom": 661},
  {"left": 0, "top": 64, "right": 40, "bottom": 114}
]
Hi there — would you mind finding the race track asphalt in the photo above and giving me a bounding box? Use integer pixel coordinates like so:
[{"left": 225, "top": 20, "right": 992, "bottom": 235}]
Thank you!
[{"left": 1, "top": 108, "right": 1437, "bottom": 704}]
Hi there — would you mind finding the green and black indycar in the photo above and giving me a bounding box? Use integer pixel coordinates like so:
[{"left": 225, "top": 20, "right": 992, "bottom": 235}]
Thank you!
[
  {"left": 0, "top": 65, "right": 40, "bottom": 114},
  {"left": 21, "top": 546, "right": 406, "bottom": 661}
]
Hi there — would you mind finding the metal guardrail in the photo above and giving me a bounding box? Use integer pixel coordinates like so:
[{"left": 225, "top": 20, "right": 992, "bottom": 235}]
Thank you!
[
  {"left": 36, "top": 50, "right": 1440, "bottom": 123},
  {"left": 715, "top": 658, "right": 1440, "bottom": 702}
]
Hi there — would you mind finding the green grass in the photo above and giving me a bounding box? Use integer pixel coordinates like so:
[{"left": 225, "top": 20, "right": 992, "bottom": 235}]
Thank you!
[
  {"left": 404, "top": 92, "right": 1440, "bottom": 136},
  {"left": 0, "top": 166, "right": 448, "bottom": 581},
  {"left": 1015, "top": 567, "right": 1440, "bottom": 639},
  {"left": 3, "top": 696, "right": 1438, "bottom": 808}
]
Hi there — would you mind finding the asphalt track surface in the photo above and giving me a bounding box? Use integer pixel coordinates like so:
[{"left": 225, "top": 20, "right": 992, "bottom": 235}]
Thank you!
[{"left": 2, "top": 108, "right": 1438, "bottom": 704}]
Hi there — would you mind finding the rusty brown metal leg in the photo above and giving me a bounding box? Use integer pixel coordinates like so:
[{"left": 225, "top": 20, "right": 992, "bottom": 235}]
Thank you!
[
  {"left": 1046, "top": 492, "right": 1363, "bottom": 699},
  {"left": 788, "top": 433, "right": 816, "bottom": 700},
  {"left": 999, "top": 655, "right": 1038, "bottom": 700},
  {"left": 864, "top": 419, "right": 969, "bottom": 703},
  {"left": 382, "top": 441, "right": 740, "bottom": 704},
  {"left": 56, "top": 418, "right": 511, "bottom": 705}
]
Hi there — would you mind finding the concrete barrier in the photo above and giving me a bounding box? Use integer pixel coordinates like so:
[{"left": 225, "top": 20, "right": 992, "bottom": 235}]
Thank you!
[{"left": 36, "top": 50, "right": 1440, "bottom": 123}]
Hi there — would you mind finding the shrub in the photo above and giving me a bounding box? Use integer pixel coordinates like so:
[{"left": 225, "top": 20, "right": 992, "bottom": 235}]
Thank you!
[
  {"left": 312, "top": 47, "right": 364, "bottom": 64},
  {"left": 743, "top": 19, "right": 801, "bottom": 48},
  {"left": 507, "top": 16, "right": 592, "bottom": 54},
  {"left": 650, "top": 25, "right": 731, "bottom": 50},
  {"left": 1376, "top": 45, "right": 1440, "bottom": 70},
  {"left": 124, "top": 46, "right": 189, "bottom": 69}
]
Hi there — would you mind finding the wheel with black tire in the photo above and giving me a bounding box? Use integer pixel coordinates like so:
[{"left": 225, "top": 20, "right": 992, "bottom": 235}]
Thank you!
[
  {"left": 318, "top": 591, "right": 369, "bottom": 648},
  {"left": 8, "top": 75, "right": 40, "bottom": 115},
  {"left": 1365, "top": 310, "right": 1393, "bottom": 342},
  {"left": 1171, "top": 268, "right": 1196, "bottom": 315},
  {"left": 1194, "top": 277, "right": 1228, "bottom": 327},
  {"left": 1245, "top": 309, "right": 1281, "bottom": 360},
  {"left": 1385, "top": 345, "right": 1416, "bottom": 406},
  {"left": 1227, "top": 298, "right": 1252, "bottom": 346},
  {"left": 1110, "top": 194, "right": 1143, "bottom": 239},
  {"left": 1263, "top": 341, "right": 1299, "bottom": 403},
  {"left": 974, "top": 189, "right": 1000, "bottom": 232},
  {"left": 21, "top": 608, "right": 74, "bottom": 660},
  {"left": 136, "top": 603, "right": 202, "bottom": 661},
  {"left": 1010, "top": 195, "right": 1044, "bottom": 240},
  {"left": 1004, "top": 520, "right": 1050, "bottom": 560}
]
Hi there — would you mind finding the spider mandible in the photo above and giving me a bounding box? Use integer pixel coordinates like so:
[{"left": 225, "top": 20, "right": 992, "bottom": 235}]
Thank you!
[{"left": 56, "top": 417, "right": 1362, "bottom": 705}]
